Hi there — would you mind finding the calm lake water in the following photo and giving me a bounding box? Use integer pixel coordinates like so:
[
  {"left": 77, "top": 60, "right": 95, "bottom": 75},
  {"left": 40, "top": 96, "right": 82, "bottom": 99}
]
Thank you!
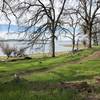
[{"left": 0, "top": 40, "right": 73, "bottom": 56}]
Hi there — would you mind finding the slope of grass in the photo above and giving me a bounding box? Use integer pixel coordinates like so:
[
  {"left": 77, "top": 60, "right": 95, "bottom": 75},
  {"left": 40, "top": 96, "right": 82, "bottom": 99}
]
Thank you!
[{"left": 0, "top": 46, "right": 100, "bottom": 100}]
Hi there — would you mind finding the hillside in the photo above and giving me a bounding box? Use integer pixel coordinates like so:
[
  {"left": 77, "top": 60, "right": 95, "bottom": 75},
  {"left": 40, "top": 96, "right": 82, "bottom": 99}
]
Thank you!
[{"left": 0, "top": 47, "right": 100, "bottom": 100}]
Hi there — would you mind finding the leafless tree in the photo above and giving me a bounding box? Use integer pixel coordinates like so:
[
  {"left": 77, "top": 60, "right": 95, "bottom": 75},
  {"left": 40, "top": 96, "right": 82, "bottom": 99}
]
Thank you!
[
  {"left": 74, "top": 0, "right": 100, "bottom": 48},
  {"left": 2, "top": 0, "right": 67, "bottom": 57},
  {"left": 60, "top": 12, "right": 81, "bottom": 52}
]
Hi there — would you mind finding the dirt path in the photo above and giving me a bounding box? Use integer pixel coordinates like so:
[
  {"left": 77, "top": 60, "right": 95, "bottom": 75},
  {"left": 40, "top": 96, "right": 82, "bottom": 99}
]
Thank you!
[
  {"left": 69, "top": 51, "right": 100, "bottom": 64},
  {"left": 79, "top": 51, "right": 100, "bottom": 63}
]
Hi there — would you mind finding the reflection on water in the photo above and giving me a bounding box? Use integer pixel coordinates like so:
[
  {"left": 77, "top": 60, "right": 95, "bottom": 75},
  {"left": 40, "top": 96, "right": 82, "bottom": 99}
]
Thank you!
[{"left": 0, "top": 40, "right": 72, "bottom": 56}]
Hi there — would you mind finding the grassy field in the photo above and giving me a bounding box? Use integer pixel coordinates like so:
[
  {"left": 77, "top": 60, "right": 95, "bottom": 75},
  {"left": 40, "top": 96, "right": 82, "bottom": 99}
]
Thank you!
[{"left": 0, "top": 46, "right": 100, "bottom": 100}]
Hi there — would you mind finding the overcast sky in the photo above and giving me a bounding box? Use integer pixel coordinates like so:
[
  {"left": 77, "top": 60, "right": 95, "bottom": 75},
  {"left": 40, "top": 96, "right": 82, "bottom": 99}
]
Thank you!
[{"left": 0, "top": 0, "right": 96, "bottom": 40}]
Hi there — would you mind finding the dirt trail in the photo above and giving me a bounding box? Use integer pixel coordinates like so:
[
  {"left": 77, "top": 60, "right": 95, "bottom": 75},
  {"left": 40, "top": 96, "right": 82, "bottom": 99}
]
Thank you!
[{"left": 79, "top": 51, "right": 100, "bottom": 63}]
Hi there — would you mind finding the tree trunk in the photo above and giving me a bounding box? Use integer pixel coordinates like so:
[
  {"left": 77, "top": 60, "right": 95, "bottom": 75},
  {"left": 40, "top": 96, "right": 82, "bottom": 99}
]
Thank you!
[
  {"left": 88, "top": 33, "right": 92, "bottom": 48},
  {"left": 76, "top": 39, "right": 79, "bottom": 51},
  {"left": 88, "top": 25, "right": 92, "bottom": 48},
  {"left": 72, "top": 37, "right": 75, "bottom": 53},
  {"left": 51, "top": 33, "right": 55, "bottom": 57},
  {"left": 93, "top": 33, "right": 98, "bottom": 46}
]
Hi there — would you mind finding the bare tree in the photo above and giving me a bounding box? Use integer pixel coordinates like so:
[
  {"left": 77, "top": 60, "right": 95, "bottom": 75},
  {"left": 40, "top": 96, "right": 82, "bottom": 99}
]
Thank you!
[
  {"left": 74, "top": 0, "right": 100, "bottom": 48},
  {"left": 60, "top": 12, "right": 81, "bottom": 52},
  {"left": 3, "top": 0, "right": 67, "bottom": 57}
]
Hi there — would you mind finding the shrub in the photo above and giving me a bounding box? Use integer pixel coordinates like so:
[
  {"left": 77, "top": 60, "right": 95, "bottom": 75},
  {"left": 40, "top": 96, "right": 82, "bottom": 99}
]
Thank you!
[
  {"left": 0, "top": 42, "right": 27, "bottom": 58},
  {"left": 0, "top": 43, "right": 15, "bottom": 58}
]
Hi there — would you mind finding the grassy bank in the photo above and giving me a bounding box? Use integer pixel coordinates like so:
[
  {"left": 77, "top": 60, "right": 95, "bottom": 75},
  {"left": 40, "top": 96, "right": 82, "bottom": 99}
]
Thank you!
[{"left": 0, "top": 46, "right": 100, "bottom": 100}]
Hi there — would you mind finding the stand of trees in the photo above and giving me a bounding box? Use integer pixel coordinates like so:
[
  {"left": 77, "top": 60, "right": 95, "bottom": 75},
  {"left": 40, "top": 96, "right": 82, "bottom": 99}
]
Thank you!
[
  {"left": 75, "top": 0, "right": 100, "bottom": 48},
  {"left": 1, "top": 0, "right": 100, "bottom": 57}
]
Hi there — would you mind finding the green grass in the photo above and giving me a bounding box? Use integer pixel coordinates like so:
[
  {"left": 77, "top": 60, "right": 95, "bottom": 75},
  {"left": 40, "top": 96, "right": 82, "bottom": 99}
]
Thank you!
[{"left": 0, "top": 46, "right": 100, "bottom": 100}]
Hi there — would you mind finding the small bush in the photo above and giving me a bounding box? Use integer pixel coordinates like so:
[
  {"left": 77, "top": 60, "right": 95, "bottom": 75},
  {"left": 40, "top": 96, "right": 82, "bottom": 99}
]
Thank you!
[
  {"left": 0, "top": 43, "right": 26, "bottom": 58},
  {"left": 0, "top": 43, "right": 16, "bottom": 58}
]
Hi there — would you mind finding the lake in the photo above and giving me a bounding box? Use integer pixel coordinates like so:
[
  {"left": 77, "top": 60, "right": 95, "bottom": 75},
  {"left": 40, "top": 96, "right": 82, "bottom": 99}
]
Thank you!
[{"left": 0, "top": 40, "right": 73, "bottom": 56}]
